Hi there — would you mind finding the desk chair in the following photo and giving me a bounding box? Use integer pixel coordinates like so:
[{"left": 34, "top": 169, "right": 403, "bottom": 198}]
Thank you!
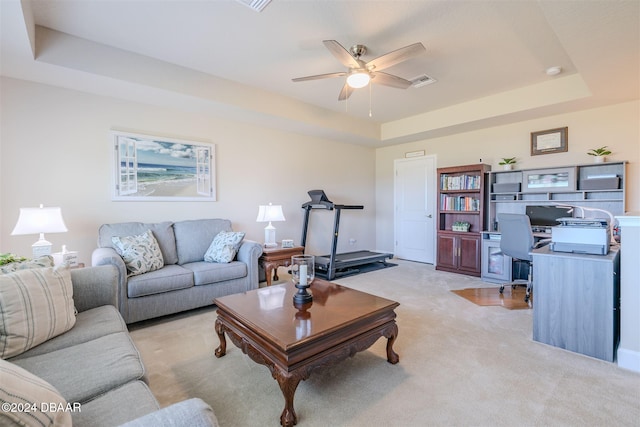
[{"left": 497, "top": 213, "right": 549, "bottom": 303}]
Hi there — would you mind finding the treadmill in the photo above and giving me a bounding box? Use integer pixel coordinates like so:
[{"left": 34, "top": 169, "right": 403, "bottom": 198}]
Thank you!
[{"left": 300, "top": 190, "right": 393, "bottom": 280}]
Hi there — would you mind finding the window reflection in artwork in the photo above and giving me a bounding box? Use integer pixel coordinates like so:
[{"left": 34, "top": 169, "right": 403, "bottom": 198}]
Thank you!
[{"left": 112, "top": 131, "right": 216, "bottom": 201}]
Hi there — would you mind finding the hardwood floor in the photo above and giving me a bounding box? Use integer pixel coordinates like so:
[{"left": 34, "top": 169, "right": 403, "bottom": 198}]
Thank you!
[{"left": 451, "top": 285, "right": 532, "bottom": 310}]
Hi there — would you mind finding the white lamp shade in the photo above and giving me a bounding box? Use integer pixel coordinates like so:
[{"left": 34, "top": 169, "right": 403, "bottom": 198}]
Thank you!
[
  {"left": 256, "top": 204, "right": 285, "bottom": 223},
  {"left": 11, "top": 206, "right": 68, "bottom": 235}
]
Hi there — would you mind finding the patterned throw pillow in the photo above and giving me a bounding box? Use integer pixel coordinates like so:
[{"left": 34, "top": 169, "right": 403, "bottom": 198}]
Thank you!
[
  {"left": 0, "top": 255, "right": 54, "bottom": 274},
  {"left": 0, "top": 266, "right": 76, "bottom": 359},
  {"left": 204, "top": 231, "right": 245, "bottom": 263},
  {"left": 112, "top": 229, "right": 164, "bottom": 277},
  {"left": 0, "top": 358, "right": 73, "bottom": 426}
]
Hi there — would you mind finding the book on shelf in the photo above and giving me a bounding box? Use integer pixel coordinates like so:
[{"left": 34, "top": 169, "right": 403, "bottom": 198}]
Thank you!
[
  {"left": 440, "top": 174, "right": 481, "bottom": 190},
  {"left": 440, "top": 195, "right": 480, "bottom": 211}
]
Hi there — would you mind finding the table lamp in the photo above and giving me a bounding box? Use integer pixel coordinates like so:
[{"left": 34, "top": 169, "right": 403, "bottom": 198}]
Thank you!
[
  {"left": 256, "top": 203, "right": 285, "bottom": 247},
  {"left": 11, "top": 204, "right": 68, "bottom": 257}
]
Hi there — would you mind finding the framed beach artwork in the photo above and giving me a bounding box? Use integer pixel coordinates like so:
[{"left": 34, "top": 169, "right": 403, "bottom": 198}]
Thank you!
[{"left": 111, "top": 131, "right": 216, "bottom": 201}]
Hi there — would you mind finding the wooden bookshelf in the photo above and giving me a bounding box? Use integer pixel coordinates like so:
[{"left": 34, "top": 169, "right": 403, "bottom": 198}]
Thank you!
[{"left": 436, "top": 163, "right": 491, "bottom": 276}]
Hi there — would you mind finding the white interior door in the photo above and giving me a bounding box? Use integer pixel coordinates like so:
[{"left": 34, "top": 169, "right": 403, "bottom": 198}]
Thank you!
[{"left": 394, "top": 156, "right": 436, "bottom": 263}]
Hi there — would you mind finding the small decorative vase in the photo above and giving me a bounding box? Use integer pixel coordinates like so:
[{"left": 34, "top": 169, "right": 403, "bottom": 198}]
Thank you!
[
  {"left": 594, "top": 155, "right": 605, "bottom": 163},
  {"left": 503, "top": 164, "right": 513, "bottom": 171},
  {"left": 291, "top": 255, "right": 314, "bottom": 304}
]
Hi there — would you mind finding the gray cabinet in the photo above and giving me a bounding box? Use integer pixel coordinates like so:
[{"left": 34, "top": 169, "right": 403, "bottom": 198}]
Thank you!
[
  {"left": 531, "top": 245, "right": 620, "bottom": 362},
  {"left": 481, "top": 233, "right": 511, "bottom": 283}
]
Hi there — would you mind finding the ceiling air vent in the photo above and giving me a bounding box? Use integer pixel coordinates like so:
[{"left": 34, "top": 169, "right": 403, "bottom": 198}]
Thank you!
[
  {"left": 409, "top": 74, "right": 437, "bottom": 88},
  {"left": 234, "top": 0, "right": 272, "bottom": 12}
]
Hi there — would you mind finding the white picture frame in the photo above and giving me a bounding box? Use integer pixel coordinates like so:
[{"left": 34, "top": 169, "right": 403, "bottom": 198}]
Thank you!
[{"left": 111, "top": 130, "right": 216, "bottom": 201}]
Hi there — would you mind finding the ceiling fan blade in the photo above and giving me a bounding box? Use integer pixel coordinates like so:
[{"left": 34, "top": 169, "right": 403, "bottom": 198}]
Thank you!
[
  {"left": 338, "top": 83, "right": 354, "bottom": 101},
  {"left": 366, "top": 42, "right": 426, "bottom": 71},
  {"left": 371, "top": 72, "right": 413, "bottom": 89},
  {"left": 292, "top": 72, "right": 347, "bottom": 82},
  {"left": 323, "top": 40, "right": 361, "bottom": 68}
]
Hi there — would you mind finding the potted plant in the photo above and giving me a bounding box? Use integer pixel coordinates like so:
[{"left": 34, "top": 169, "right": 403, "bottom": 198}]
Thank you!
[
  {"left": 0, "top": 253, "right": 27, "bottom": 266},
  {"left": 498, "top": 157, "right": 516, "bottom": 170},
  {"left": 587, "top": 146, "right": 612, "bottom": 163}
]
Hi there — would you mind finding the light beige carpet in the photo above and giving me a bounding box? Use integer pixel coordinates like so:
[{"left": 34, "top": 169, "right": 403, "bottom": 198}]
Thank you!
[{"left": 129, "top": 260, "right": 640, "bottom": 426}]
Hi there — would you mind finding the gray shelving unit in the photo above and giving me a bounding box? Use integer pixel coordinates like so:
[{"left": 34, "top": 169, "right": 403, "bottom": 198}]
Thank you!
[{"left": 486, "top": 161, "right": 626, "bottom": 232}]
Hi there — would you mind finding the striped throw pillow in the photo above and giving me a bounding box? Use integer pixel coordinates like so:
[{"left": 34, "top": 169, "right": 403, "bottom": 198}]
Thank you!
[
  {"left": 0, "top": 358, "right": 72, "bottom": 426},
  {"left": 0, "top": 266, "right": 76, "bottom": 359}
]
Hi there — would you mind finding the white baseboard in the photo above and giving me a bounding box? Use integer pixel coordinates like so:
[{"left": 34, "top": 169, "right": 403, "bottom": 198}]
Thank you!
[{"left": 617, "top": 347, "right": 640, "bottom": 373}]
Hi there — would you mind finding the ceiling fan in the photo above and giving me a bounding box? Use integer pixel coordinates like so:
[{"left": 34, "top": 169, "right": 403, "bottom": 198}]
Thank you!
[{"left": 292, "top": 40, "right": 426, "bottom": 101}]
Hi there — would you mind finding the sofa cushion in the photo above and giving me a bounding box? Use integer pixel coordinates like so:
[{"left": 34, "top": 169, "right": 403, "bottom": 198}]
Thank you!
[
  {"left": 127, "top": 265, "right": 194, "bottom": 298},
  {"left": 0, "top": 266, "right": 76, "bottom": 359},
  {"left": 120, "top": 398, "right": 219, "bottom": 427},
  {"left": 9, "top": 305, "right": 127, "bottom": 361},
  {"left": 182, "top": 261, "right": 248, "bottom": 286},
  {"left": 112, "top": 229, "right": 164, "bottom": 277},
  {"left": 72, "top": 380, "right": 159, "bottom": 427},
  {"left": 0, "top": 358, "right": 72, "bottom": 427},
  {"left": 98, "top": 221, "right": 178, "bottom": 265},
  {"left": 0, "top": 255, "right": 54, "bottom": 274},
  {"left": 204, "top": 231, "right": 246, "bottom": 263},
  {"left": 174, "top": 219, "right": 232, "bottom": 265},
  {"left": 12, "top": 332, "right": 145, "bottom": 404}
]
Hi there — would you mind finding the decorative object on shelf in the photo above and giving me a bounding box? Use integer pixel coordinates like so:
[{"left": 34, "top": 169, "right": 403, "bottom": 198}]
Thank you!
[
  {"left": 522, "top": 167, "right": 577, "bottom": 193},
  {"left": 111, "top": 130, "right": 216, "bottom": 202},
  {"left": 256, "top": 203, "right": 286, "bottom": 247},
  {"left": 281, "top": 239, "right": 294, "bottom": 248},
  {"left": 531, "top": 127, "right": 568, "bottom": 156},
  {"left": 51, "top": 245, "right": 79, "bottom": 267},
  {"left": 452, "top": 221, "right": 471, "bottom": 232},
  {"left": 498, "top": 157, "right": 516, "bottom": 170},
  {"left": 11, "top": 205, "right": 68, "bottom": 257},
  {"left": 291, "top": 255, "right": 314, "bottom": 304},
  {"left": 587, "top": 146, "right": 612, "bottom": 163}
]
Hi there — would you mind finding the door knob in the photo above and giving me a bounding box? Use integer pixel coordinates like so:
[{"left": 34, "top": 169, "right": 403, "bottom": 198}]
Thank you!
[{"left": 427, "top": 214, "right": 433, "bottom": 218}]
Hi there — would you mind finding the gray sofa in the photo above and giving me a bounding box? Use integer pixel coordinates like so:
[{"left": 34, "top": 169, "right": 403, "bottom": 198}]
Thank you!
[
  {"left": 92, "top": 219, "right": 263, "bottom": 324},
  {"left": 6, "top": 265, "right": 218, "bottom": 427}
]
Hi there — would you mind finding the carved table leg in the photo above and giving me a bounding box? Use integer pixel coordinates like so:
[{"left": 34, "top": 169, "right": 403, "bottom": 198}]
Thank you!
[
  {"left": 385, "top": 322, "right": 399, "bottom": 364},
  {"left": 214, "top": 318, "right": 227, "bottom": 358},
  {"left": 275, "top": 370, "right": 302, "bottom": 427}
]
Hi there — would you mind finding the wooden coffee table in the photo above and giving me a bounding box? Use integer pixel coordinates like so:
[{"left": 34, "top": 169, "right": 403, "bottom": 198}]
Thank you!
[{"left": 214, "top": 279, "right": 399, "bottom": 426}]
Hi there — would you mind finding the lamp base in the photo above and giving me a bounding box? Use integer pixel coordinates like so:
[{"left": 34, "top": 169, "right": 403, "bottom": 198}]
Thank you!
[
  {"left": 32, "top": 235, "right": 52, "bottom": 258},
  {"left": 264, "top": 223, "right": 277, "bottom": 247}
]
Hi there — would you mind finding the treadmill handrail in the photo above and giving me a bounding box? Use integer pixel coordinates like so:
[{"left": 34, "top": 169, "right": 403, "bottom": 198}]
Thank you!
[{"left": 334, "top": 204, "right": 363, "bottom": 210}]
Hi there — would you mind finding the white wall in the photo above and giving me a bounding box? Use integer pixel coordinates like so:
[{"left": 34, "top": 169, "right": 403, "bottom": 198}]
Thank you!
[
  {"left": 0, "top": 77, "right": 377, "bottom": 264},
  {"left": 375, "top": 101, "right": 640, "bottom": 254}
]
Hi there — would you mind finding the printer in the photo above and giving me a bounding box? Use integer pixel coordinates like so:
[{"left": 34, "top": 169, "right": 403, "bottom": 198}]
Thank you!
[{"left": 551, "top": 217, "right": 610, "bottom": 255}]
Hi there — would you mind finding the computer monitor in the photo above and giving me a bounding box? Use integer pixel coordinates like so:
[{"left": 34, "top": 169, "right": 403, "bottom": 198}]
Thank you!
[{"left": 525, "top": 205, "right": 574, "bottom": 228}]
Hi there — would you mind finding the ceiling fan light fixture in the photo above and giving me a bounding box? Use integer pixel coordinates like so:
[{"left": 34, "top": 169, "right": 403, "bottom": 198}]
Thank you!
[{"left": 346, "top": 71, "right": 370, "bottom": 88}]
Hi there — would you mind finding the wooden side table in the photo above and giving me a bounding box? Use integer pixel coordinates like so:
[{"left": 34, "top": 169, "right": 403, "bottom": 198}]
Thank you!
[{"left": 259, "top": 245, "right": 304, "bottom": 286}]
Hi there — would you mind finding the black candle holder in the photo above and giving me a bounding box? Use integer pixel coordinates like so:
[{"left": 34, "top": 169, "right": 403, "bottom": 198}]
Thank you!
[
  {"left": 293, "top": 282, "right": 313, "bottom": 304},
  {"left": 291, "top": 255, "right": 314, "bottom": 304}
]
